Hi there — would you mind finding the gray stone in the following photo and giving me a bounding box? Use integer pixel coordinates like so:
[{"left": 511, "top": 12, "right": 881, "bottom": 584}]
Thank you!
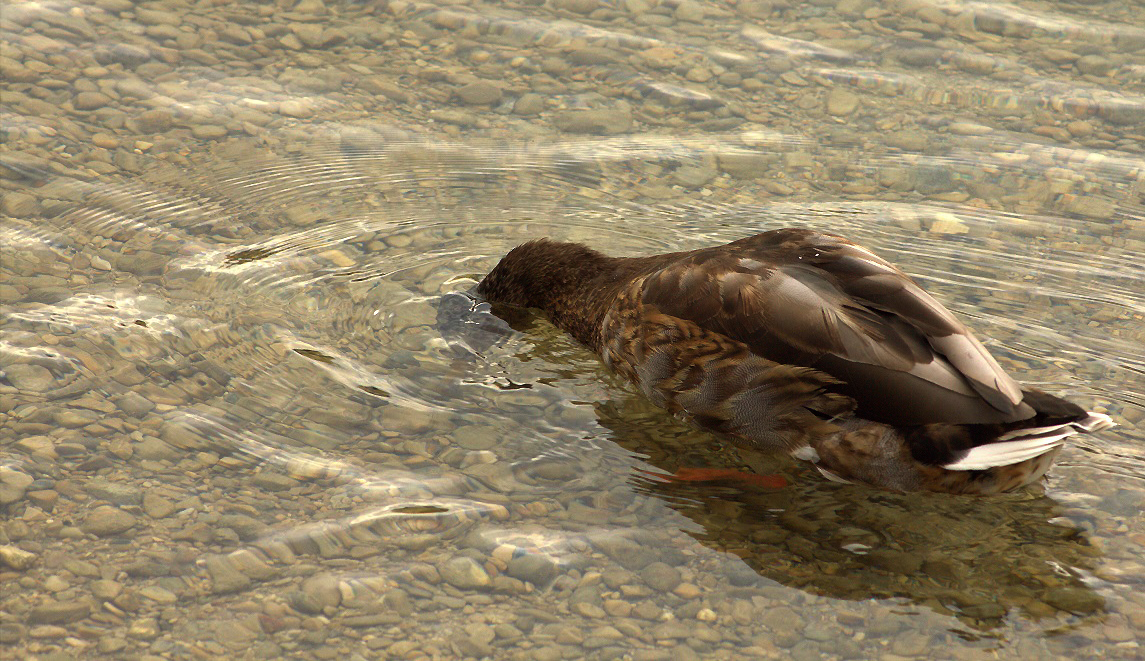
[
  {"left": 1044, "top": 586, "right": 1103, "bottom": 614},
  {"left": 553, "top": 107, "right": 632, "bottom": 135},
  {"left": 5, "top": 364, "right": 55, "bottom": 392},
  {"left": 26, "top": 600, "right": 91, "bottom": 624},
  {"left": 456, "top": 81, "right": 502, "bottom": 105},
  {"left": 141, "top": 492, "right": 176, "bottom": 519},
  {"left": 73, "top": 92, "right": 111, "bottom": 110},
  {"left": 592, "top": 535, "right": 656, "bottom": 570},
  {"left": 90, "top": 580, "right": 123, "bottom": 600},
  {"left": 455, "top": 425, "right": 499, "bottom": 450},
  {"left": 135, "top": 109, "right": 173, "bottom": 133},
  {"left": 53, "top": 409, "right": 100, "bottom": 427},
  {"left": 127, "top": 617, "right": 160, "bottom": 640},
  {"left": 507, "top": 554, "right": 559, "bottom": 586},
  {"left": 825, "top": 88, "right": 859, "bottom": 116},
  {"left": 301, "top": 574, "right": 342, "bottom": 609},
  {"left": 251, "top": 472, "right": 298, "bottom": 491},
  {"left": 640, "top": 562, "right": 682, "bottom": 592},
  {"left": 134, "top": 436, "right": 179, "bottom": 461},
  {"left": 218, "top": 514, "right": 268, "bottom": 541},
  {"left": 1076, "top": 55, "right": 1113, "bottom": 76},
  {"left": 513, "top": 93, "right": 545, "bottom": 115},
  {"left": 85, "top": 479, "right": 142, "bottom": 506},
  {"left": 14, "top": 436, "right": 55, "bottom": 459},
  {"left": 716, "top": 152, "right": 772, "bottom": 178},
  {"left": 440, "top": 556, "right": 490, "bottom": 590},
  {"left": 205, "top": 555, "right": 252, "bottom": 594},
  {"left": 191, "top": 124, "right": 228, "bottom": 140},
  {"left": 671, "top": 165, "right": 717, "bottom": 188},
  {"left": 0, "top": 468, "right": 34, "bottom": 505},
  {"left": 1, "top": 192, "right": 41, "bottom": 217},
  {"left": 360, "top": 77, "right": 411, "bottom": 103},
  {"left": 0, "top": 622, "right": 24, "bottom": 644},
  {"left": 0, "top": 545, "right": 37, "bottom": 570},
  {"left": 80, "top": 506, "right": 137, "bottom": 536},
  {"left": 552, "top": 0, "right": 599, "bottom": 13},
  {"left": 135, "top": 8, "right": 181, "bottom": 25},
  {"left": 864, "top": 549, "right": 922, "bottom": 574}
]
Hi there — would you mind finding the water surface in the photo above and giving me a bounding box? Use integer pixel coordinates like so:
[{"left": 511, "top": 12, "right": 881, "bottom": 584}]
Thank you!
[{"left": 2, "top": 0, "right": 1144, "bottom": 659}]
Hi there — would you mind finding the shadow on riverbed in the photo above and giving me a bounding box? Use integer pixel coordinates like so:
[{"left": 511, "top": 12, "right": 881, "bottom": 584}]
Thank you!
[{"left": 594, "top": 394, "right": 1105, "bottom": 633}]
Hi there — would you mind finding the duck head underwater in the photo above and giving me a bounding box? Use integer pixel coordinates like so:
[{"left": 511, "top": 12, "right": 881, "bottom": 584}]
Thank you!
[{"left": 476, "top": 229, "right": 1113, "bottom": 495}]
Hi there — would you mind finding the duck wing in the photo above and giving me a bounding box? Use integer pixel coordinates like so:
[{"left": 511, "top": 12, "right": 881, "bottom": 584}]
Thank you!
[{"left": 637, "top": 229, "right": 1031, "bottom": 425}]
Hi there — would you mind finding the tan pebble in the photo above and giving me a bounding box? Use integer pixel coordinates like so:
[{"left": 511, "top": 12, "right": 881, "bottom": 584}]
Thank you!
[
  {"left": 929, "top": 213, "right": 969, "bottom": 234},
  {"left": 29, "top": 625, "right": 69, "bottom": 638},
  {"left": 73, "top": 91, "right": 110, "bottom": 110},
  {"left": 696, "top": 608, "right": 717, "bottom": 621},
  {"left": 279, "top": 99, "right": 314, "bottom": 118},
  {"left": 1066, "top": 120, "right": 1093, "bottom": 138},
  {"left": 317, "top": 249, "right": 356, "bottom": 267},
  {"left": 15, "top": 436, "right": 57, "bottom": 459},
  {"left": 191, "top": 124, "right": 228, "bottom": 140},
  {"left": 92, "top": 133, "right": 120, "bottom": 148},
  {"left": 0, "top": 544, "right": 38, "bottom": 570},
  {"left": 134, "top": 141, "right": 153, "bottom": 151}
]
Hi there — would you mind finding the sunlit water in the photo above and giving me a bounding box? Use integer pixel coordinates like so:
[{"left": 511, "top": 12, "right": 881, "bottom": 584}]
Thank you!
[{"left": 2, "top": 0, "right": 1144, "bottom": 659}]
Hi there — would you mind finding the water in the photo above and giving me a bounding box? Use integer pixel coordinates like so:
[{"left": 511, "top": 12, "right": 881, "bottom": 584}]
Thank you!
[{"left": 2, "top": 0, "right": 1144, "bottom": 659}]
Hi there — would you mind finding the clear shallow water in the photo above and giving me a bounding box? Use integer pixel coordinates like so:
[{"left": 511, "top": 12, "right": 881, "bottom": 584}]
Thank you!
[{"left": 2, "top": 0, "right": 1144, "bottom": 659}]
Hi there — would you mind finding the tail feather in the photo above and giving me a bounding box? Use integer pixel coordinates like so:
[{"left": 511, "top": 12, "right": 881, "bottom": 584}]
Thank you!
[{"left": 943, "top": 411, "right": 1114, "bottom": 471}]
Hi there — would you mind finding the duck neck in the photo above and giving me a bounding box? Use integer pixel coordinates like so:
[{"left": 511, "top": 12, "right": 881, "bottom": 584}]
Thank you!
[{"left": 477, "top": 239, "right": 633, "bottom": 351}]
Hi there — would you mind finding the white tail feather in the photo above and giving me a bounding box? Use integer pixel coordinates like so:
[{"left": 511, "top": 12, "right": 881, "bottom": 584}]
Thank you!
[{"left": 944, "top": 411, "right": 1115, "bottom": 471}]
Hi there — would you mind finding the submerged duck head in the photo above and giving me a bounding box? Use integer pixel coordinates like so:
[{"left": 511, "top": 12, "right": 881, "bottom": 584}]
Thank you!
[
  {"left": 477, "top": 229, "right": 1114, "bottom": 494},
  {"left": 476, "top": 239, "right": 607, "bottom": 310}
]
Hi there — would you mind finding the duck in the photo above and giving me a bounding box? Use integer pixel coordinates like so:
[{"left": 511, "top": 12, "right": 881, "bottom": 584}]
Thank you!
[{"left": 475, "top": 228, "right": 1114, "bottom": 494}]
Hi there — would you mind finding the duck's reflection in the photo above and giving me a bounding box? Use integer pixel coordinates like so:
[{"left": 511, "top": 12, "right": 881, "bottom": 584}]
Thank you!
[{"left": 593, "top": 394, "right": 1104, "bottom": 631}]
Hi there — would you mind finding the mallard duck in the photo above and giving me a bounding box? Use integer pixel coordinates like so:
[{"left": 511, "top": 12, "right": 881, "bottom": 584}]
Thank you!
[{"left": 476, "top": 228, "right": 1114, "bottom": 494}]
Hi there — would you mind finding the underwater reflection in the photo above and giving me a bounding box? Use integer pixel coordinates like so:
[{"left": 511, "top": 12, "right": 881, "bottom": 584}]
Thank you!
[{"left": 594, "top": 395, "right": 1105, "bottom": 631}]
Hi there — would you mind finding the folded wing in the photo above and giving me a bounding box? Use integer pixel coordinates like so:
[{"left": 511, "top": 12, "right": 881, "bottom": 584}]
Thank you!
[{"left": 637, "top": 229, "right": 1032, "bottom": 425}]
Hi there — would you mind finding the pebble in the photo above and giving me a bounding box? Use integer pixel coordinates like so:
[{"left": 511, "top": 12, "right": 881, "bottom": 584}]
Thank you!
[
  {"left": 4, "top": 364, "right": 55, "bottom": 392},
  {"left": 136, "top": 109, "right": 174, "bottom": 132},
  {"left": 0, "top": 623, "right": 24, "bottom": 644},
  {"left": 513, "top": 93, "right": 545, "bottom": 116},
  {"left": 73, "top": 91, "right": 111, "bottom": 111},
  {"left": 1044, "top": 586, "right": 1104, "bottom": 614},
  {"left": 506, "top": 554, "right": 560, "bottom": 586},
  {"left": 552, "top": 107, "right": 632, "bottom": 135},
  {"left": 2, "top": 192, "right": 42, "bottom": 217},
  {"left": 0, "top": 468, "right": 35, "bottom": 505},
  {"left": 85, "top": 479, "right": 142, "bottom": 505},
  {"left": 90, "top": 580, "right": 123, "bottom": 600},
  {"left": 456, "top": 81, "right": 502, "bottom": 106},
  {"left": 640, "top": 562, "right": 682, "bottom": 592},
  {"left": 15, "top": 436, "right": 57, "bottom": 459},
  {"left": 455, "top": 425, "right": 499, "bottom": 450},
  {"left": 191, "top": 124, "right": 229, "bottom": 140},
  {"left": 80, "top": 506, "right": 137, "bottom": 536},
  {"left": 440, "top": 556, "right": 491, "bottom": 589},
  {"left": 26, "top": 600, "right": 91, "bottom": 625},
  {"left": 0, "top": 544, "right": 37, "bottom": 570},
  {"left": 826, "top": 89, "right": 859, "bottom": 116}
]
